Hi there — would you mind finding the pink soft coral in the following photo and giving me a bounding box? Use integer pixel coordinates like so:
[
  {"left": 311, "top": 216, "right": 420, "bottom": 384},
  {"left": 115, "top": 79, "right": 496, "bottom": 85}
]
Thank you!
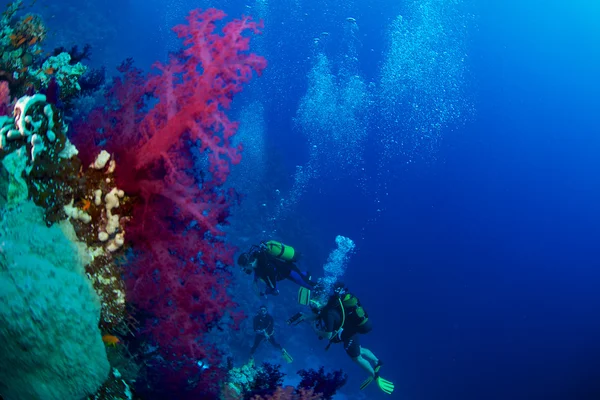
[
  {"left": 72, "top": 7, "right": 266, "bottom": 388},
  {"left": 0, "top": 81, "right": 11, "bottom": 115},
  {"left": 123, "top": 8, "right": 265, "bottom": 358},
  {"left": 251, "top": 387, "right": 323, "bottom": 400}
]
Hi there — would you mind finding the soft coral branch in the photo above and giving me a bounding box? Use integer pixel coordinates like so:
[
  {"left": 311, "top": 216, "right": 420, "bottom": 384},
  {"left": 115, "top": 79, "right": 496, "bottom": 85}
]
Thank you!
[
  {"left": 71, "top": 7, "right": 266, "bottom": 395},
  {"left": 135, "top": 9, "right": 265, "bottom": 184},
  {"left": 120, "top": 5, "right": 266, "bottom": 358}
]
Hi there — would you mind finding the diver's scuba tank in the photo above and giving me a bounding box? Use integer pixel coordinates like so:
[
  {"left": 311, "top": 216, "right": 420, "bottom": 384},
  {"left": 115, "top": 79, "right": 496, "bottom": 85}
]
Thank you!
[
  {"left": 340, "top": 292, "right": 369, "bottom": 326},
  {"left": 333, "top": 285, "right": 369, "bottom": 327},
  {"left": 261, "top": 240, "right": 300, "bottom": 262}
]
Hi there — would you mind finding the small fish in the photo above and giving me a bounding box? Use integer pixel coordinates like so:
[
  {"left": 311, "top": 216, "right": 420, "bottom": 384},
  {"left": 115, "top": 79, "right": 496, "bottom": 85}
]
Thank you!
[
  {"left": 28, "top": 37, "right": 37, "bottom": 46},
  {"left": 102, "top": 335, "right": 120, "bottom": 347},
  {"left": 23, "top": 15, "right": 33, "bottom": 23},
  {"left": 81, "top": 199, "right": 91, "bottom": 211},
  {"left": 16, "top": 37, "right": 26, "bottom": 46},
  {"left": 44, "top": 67, "right": 54, "bottom": 75}
]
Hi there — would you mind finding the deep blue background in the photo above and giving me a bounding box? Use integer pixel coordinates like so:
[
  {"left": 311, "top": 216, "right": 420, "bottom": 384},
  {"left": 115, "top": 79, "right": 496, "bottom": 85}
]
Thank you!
[{"left": 298, "top": 1, "right": 600, "bottom": 399}]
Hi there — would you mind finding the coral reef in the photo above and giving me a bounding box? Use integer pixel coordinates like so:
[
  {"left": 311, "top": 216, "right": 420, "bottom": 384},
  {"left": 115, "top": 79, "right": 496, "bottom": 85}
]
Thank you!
[
  {"left": 221, "top": 362, "right": 346, "bottom": 400},
  {"left": 250, "top": 362, "right": 286, "bottom": 398},
  {"left": 0, "top": 32, "right": 134, "bottom": 400},
  {"left": 71, "top": 9, "right": 266, "bottom": 395},
  {"left": 0, "top": 201, "right": 110, "bottom": 399},
  {"left": 221, "top": 359, "right": 263, "bottom": 399},
  {"left": 297, "top": 367, "right": 347, "bottom": 400},
  {"left": 251, "top": 387, "right": 322, "bottom": 400},
  {"left": 90, "top": 368, "right": 135, "bottom": 400},
  {"left": 0, "top": 1, "right": 88, "bottom": 102},
  {"left": 0, "top": 86, "right": 132, "bottom": 334},
  {"left": 34, "top": 52, "right": 87, "bottom": 98},
  {"left": 0, "top": 158, "right": 7, "bottom": 205},
  {"left": 50, "top": 44, "right": 92, "bottom": 64},
  {"left": 0, "top": 93, "right": 82, "bottom": 223},
  {"left": 0, "top": 92, "right": 136, "bottom": 396}
]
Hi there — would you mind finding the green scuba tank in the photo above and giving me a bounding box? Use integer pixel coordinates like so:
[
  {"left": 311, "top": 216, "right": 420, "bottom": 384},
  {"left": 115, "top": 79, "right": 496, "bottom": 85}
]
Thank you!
[
  {"left": 341, "top": 293, "right": 369, "bottom": 326},
  {"left": 262, "top": 240, "right": 300, "bottom": 262}
]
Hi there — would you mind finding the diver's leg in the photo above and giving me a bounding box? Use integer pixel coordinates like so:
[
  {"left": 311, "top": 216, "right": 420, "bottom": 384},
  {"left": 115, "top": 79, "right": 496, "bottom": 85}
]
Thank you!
[
  {"left": 293, "top": 264, "right": 316, "bottom": 287},
  {"left": 250, "top": 335, "right": 264, "bottom": 356},
  {"left": 353, "top": 354, "right": 376, "bottom": 377},
  {"left": 360, "top": 347, "right": 380, "bottom": 366},
  {"left": 268, "top": 335, "right": 283, "bottom": 350},
  {"left": 346, "top": 335, "right": 376, "bottom": 377},
  {"left": 288, "top": 270, "right": 315, "bottom": 290},
  {"left": 301, "top": 271, "right": 317, "bottom": 288}
]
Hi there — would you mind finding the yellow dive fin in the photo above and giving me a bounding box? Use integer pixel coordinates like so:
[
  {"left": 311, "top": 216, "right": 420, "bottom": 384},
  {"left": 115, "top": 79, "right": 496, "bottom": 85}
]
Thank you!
[
  {"left": 297, "top": 287, "right": 311, "bottom": 305},
  {"left": 281, "top": 348, "right": 293, "bottom": 363},
  {"left": 360, "top": 361, "right": 394, "bottom": 394},
  {"left": 360, "top": 375, "right": 395, "bottom": 394},
  {"left": 376, "top": 377, "right": 395, "bottom": 394}
]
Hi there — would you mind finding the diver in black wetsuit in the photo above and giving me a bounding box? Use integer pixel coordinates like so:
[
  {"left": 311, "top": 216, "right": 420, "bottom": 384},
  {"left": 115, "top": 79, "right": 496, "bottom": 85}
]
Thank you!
[
  {"left": 238, "top": 241, "right": 316, "bottom": 297},
  {"left": 250, "top": 305, "right": 293, "bottom": 363},
  {"left": 287, "top": 282, "right": 394, "bottom": 394}
]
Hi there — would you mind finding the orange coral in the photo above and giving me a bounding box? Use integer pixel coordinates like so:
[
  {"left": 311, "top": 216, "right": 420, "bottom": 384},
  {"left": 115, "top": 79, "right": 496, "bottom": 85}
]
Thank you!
[
  {"left": 10, "top": 13, "right": 47, "bottom": 49},
  {"left": 251, "top": 387, "right": 323, "bottom": 400}
]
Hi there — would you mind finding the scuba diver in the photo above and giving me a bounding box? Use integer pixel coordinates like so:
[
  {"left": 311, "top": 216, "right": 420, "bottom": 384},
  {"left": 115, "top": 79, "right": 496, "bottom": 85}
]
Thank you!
[
  {"left": 287, "top": 282, "right": 394, "bottom": 395},
  {"left": 250, "top": 305, "right": 293, "bottom": 363},
  {"left": 238, "top": 240, "right": 316, "bottom": 301}
]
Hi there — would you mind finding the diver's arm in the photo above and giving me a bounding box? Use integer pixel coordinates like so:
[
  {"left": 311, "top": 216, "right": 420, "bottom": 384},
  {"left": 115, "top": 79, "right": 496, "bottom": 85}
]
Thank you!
[
  {"left": 311, "top": 314, "right": 333, "bottom": 339},
  {"left": 312, "top": 324, "right": 334, "bottom": 340},
  {"left": 315, "top": 311, "right": 337, "bottom": 339},
  {"left": 253, "top": 274, "right": 265, "bottom": 296}
]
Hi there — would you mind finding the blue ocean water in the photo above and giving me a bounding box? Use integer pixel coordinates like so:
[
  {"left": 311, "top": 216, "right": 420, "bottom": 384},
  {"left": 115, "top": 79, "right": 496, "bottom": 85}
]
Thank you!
[{"left": 4, "top": 0, "right": 599, "bottom": 399}]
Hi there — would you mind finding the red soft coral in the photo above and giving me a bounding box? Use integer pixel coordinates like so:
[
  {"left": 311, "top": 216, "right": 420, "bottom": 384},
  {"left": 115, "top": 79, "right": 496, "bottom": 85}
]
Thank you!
[
  {"left": 251, "top": 387, "right": 323, "bottom": 400},
  {"left": 136, "top": 9, "right": 265, "bottom": 181},
  {"left": 71, "top": 7, "right": 266, "bottom": 390},
  {"left": 0, "top": 81, "right": 12, "bottom": 115},
  {"left": 122, "top": 7, "right": 265, "bottom": 357}
]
